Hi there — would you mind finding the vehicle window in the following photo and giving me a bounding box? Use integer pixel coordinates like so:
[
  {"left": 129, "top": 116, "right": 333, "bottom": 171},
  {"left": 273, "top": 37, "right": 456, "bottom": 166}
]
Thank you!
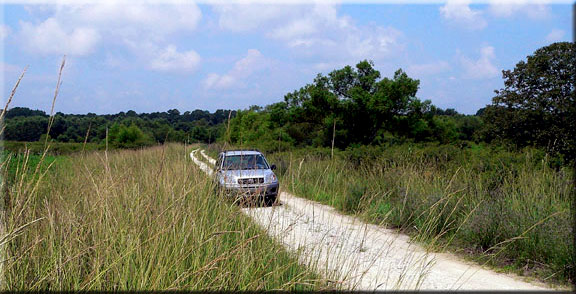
[{"left": 223, "top": 155, "right": 269, "bottom": 170}]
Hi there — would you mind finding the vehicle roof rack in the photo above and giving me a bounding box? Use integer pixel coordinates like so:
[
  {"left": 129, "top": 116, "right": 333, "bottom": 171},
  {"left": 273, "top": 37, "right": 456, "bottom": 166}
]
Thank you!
[{"left": 220, "top": 148, "right": 261, "bottom": 153}]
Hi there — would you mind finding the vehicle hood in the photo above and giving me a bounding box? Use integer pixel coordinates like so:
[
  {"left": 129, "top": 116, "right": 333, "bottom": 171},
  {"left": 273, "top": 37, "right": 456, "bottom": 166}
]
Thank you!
[{"left": 220, "top": 169, "right": 273, "bottom": 179}]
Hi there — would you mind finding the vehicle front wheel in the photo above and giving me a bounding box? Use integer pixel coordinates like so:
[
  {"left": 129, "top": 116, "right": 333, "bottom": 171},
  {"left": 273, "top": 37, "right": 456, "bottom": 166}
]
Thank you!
[{"left": 264, "top": 195, "right": 277, "bottom": 206}]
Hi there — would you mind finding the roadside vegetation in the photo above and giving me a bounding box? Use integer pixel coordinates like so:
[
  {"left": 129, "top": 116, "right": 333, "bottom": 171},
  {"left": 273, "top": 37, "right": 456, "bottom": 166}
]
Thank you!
[
  {"left": 3, "top": 141, "right": 101, "bottom": 155},
  {"left": 1, "top": 144, "right": 326, "bottom": 290},
  {"left": 264, "top": 144, "right": 572, "bottom": 285}
]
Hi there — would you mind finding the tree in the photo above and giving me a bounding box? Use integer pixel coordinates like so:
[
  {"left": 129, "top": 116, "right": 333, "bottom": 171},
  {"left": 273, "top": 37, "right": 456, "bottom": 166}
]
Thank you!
[
  {"left": 108, "top": 123, "right": 154, "bottom": 148},
  {"left": 282, "top": 60, "right": 430, "bottom": 147},
  {"left": 3, "top": 116, "right": 48, "bottom": 141},
  {"left": 5, "top": 107, "right": 48, "bottom": 118},
  {"left": 482, "top": 42, "right": 575, "bottom": 159}
]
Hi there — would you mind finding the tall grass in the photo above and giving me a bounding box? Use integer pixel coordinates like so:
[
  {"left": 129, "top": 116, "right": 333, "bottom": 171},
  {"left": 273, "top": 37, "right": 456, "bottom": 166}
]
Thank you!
[
  {"left": 268, "top": 144, "right": 573, "bottom": 286},
  {"left": 1, "top": 143, "right": 325, "bottom": 290}
]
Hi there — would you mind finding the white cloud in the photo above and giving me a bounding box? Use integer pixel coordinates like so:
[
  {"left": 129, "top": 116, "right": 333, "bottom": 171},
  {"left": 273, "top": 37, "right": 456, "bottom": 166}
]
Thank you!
[
  {"left": 488, "top": 0, "right": 551, "bottom": 20},
  {"left": 213, "top": 3, "right": 403, "bottom": 64},
  {"left": 203, "top": 49, "right": 269, "bottom": 90},
  {"left": 15, "top": 3, "right": 202, "bottom": 57},
  {"left": 214, "top": 4, "right": 289, "bottom": 32},
  {"left": 203, "top": 73, "right": 235, "bottom": 90},
  {"left": 149, "top": 45, "right": 201, "bottom": 73},
  {"left": 407, "top": 61, "right": 451, "bottom": 77},
  {"left": 342, "top": 25, "right": 403, "bottom": 60},
  {"left": 271, "top": 18, "right": 318, "bottom": 40},
  {"left": 440, "top": 0, "right": 487, "bottom": 30},
  {"left": 460, "top": 46, "right": 499, "bottom": 79},
  {"left": 18, "top": 18, "right": 100, "bottom": 56},
  {"left": 58, "top": 3, "right": 202, "bottom": 40},
  {"left": 0, "top": 24, "right": 11, "bottom": 40},
  {"left": 545, "top": 29, "right": 565, "bottom": 42}
]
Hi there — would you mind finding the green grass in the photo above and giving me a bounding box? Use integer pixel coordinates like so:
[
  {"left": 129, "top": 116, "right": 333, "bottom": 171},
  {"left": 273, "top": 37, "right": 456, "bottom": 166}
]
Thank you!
[
  {"left": 2, "top": 151, "right": 58, "bottom": 184},
  {"left": 267, "top": 143, "right": 573, "bottom": 287},
  {"left": 1, "top": 143, "right": 327, "bottom": 290},
  {"left": 3, "top": 141, "right": 101, "bottom": 155}
]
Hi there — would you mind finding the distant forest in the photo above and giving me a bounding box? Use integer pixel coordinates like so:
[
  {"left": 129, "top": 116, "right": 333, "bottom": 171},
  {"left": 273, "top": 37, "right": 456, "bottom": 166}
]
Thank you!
[
  {"left": 2, "top": 103, "right": 480, "bottom": 146},
  {"left": 2, "top": 107, "right": 235, "bottom": 148}
]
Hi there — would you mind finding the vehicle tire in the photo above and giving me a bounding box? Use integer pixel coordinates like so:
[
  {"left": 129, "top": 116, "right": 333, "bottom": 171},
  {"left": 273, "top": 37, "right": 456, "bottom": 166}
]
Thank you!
[{"left": 264, "top": 195, "right": 277, "bottom": 206}]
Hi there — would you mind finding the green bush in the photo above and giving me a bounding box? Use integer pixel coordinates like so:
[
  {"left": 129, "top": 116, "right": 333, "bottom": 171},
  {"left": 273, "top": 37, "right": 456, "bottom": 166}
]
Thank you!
[{"left": 108, "top": 123, "right": 154, "bottom": 148}]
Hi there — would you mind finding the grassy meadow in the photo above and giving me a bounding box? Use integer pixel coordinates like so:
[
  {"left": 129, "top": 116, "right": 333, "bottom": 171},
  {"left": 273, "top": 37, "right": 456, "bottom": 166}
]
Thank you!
[
  {"left": 2, "top": 141, "right": 102, "bottom": 156},
  {"left": 261, "top": 143, "right": 573, "bottom": 286},
  {"left": 0, "top": 143, "right": 327, "bottom": 290}
]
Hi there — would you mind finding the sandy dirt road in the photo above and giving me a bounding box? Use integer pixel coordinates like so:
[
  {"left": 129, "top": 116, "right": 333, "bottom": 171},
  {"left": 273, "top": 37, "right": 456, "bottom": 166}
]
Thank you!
[{"left": 190, "top": 149, "right": 554, "bottom": 291}]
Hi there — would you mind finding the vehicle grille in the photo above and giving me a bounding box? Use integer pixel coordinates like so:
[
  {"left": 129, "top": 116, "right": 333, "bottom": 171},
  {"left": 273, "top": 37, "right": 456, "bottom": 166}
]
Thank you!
[{"left": 238, "top": 178, "right": 264, "bottom": 185}]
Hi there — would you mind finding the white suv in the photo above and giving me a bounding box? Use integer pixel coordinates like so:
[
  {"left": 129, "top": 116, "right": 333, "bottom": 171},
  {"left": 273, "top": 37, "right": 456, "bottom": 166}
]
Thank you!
[{"left": 214, "top": 149, "right": 279, "bottom": 205}]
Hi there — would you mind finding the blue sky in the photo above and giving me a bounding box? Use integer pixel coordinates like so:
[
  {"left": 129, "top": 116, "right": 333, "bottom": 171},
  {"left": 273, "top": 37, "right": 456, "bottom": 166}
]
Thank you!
[{"left": 1, "top": 1, "right": 573, "bottom": 115}]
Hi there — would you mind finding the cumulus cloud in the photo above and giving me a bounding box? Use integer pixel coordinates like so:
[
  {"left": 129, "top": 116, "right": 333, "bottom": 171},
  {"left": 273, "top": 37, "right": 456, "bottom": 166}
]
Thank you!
[
  {"left": 488, "top": 0, "right": 550, "bottom": 20},
  {"left": 341, "top": 25, "right": 403, "bottom": 60},
  {"left": 72, "top": 3, "right": 201, "bottom": 31},
  {"left": 271, "top": 18, "right": 318, "bottom": 40},
  {"left": 149, "top": 45, "right": 201, "bottom": 73},
  {"left": 15, "top": 3, "right": 202, "bottom": 59},
  {"left": 56, "top": 3, "right": 202, "bottom": 41},
  {"left": 214, "top": 4, "right": 289, "bottom": 32},
  {"left": 545, "top": 29, "right": 565, "bottom": 42},
  {"left": 213, "top": 3, "right": 403, "bottom": 64},
  {"left": 460, "top": 46, "right": 499, "bottom": 79},
  {"left": 18, "top": 18, "right": 100, "bottom": 56},
  {"left": 440, "top": 0, "right": 487, "bottom": 30},
  {"left": 203, "top": 49, "right": 269, "bottom": 90}
]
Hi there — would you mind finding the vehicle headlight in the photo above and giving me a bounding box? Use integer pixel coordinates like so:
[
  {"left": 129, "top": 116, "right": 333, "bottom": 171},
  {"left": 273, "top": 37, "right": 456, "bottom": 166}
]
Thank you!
[{"left": 265, "top": 173, "right": 277, "bottom": 183}]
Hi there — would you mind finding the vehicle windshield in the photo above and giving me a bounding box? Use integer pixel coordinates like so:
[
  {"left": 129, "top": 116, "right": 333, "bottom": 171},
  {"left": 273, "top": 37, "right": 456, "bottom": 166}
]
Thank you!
[{"left": 222, "top": 154, "right": 269, "bottom": 170}]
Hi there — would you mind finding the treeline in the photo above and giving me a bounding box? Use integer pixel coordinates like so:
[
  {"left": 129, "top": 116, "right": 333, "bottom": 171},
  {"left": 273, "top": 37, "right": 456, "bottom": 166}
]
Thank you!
[
  {"left": 3, "top": 107, "right": 235, "bottom": 148},
  {"left": 227, "top": 61, "right": 482, "bottom": 152}
]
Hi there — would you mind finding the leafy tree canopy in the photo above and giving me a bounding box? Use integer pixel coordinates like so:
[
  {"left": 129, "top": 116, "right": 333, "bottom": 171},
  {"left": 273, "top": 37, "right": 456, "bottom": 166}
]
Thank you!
[{"left": 481, "top": 42, "right": 575, "bottom": 159}]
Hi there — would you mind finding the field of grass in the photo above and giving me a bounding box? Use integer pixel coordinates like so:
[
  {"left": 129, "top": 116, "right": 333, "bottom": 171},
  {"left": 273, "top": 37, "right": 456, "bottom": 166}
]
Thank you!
[
  {"left": 2, "top": 141, "right": 101, "bottom": 155},
  {"left": 266, "top": 143, "right": 573, "bottom": 286},
  {"left": 1, "top": 143, "right": 326, "bottom": 290}
]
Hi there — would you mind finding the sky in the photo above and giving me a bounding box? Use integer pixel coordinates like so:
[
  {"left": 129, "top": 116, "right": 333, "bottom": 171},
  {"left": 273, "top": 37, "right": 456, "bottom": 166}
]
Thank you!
[{"left": 1, "top": 1, "right": 573, "bottom": 115}]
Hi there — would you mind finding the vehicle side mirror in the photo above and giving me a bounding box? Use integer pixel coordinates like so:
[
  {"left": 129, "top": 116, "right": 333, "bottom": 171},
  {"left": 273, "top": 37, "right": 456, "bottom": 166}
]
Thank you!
[{"left": 270, "top": 164, "right": 277, "bottom": 170}]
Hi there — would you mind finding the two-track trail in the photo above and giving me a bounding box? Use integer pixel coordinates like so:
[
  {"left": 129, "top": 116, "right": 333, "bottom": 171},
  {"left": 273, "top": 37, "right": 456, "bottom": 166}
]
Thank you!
[{"left": 190, "top": 149, "right": 552, "bottom": 291}]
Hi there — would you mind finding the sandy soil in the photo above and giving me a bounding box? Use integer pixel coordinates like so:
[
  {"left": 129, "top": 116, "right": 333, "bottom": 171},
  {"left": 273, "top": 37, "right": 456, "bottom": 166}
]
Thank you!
[{"left": 190, "top": 149, "right": 556, "bottom": 291}]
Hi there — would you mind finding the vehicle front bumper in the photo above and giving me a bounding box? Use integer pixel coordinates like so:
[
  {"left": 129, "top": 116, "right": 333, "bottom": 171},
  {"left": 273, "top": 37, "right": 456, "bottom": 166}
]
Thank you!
[{"left": 223, "top": 182, "right": 279, "bottom": 198}]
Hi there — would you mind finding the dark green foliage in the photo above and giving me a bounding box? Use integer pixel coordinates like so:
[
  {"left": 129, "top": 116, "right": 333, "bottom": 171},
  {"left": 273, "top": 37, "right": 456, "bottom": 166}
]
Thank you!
[
  {"left": 481, "top": 42, "right": 575, "bottom": 161},
  {"left": 227, "top": 60, "right": 483, "bottom": 152},
  {"left": 226, "top": 107, "right": 294, "bottom": 153},
  {"left": 3, "top": 116, "right": 49, "bottom": 141},
  {"left": 3, "top": 106, "right": 48, "bottom": 118},
  {"left": 3, "top": 107, "right": 233, "bottom": 148},
  {"left": 108, "top": 123, "right": 154, "bottom": 148}
]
